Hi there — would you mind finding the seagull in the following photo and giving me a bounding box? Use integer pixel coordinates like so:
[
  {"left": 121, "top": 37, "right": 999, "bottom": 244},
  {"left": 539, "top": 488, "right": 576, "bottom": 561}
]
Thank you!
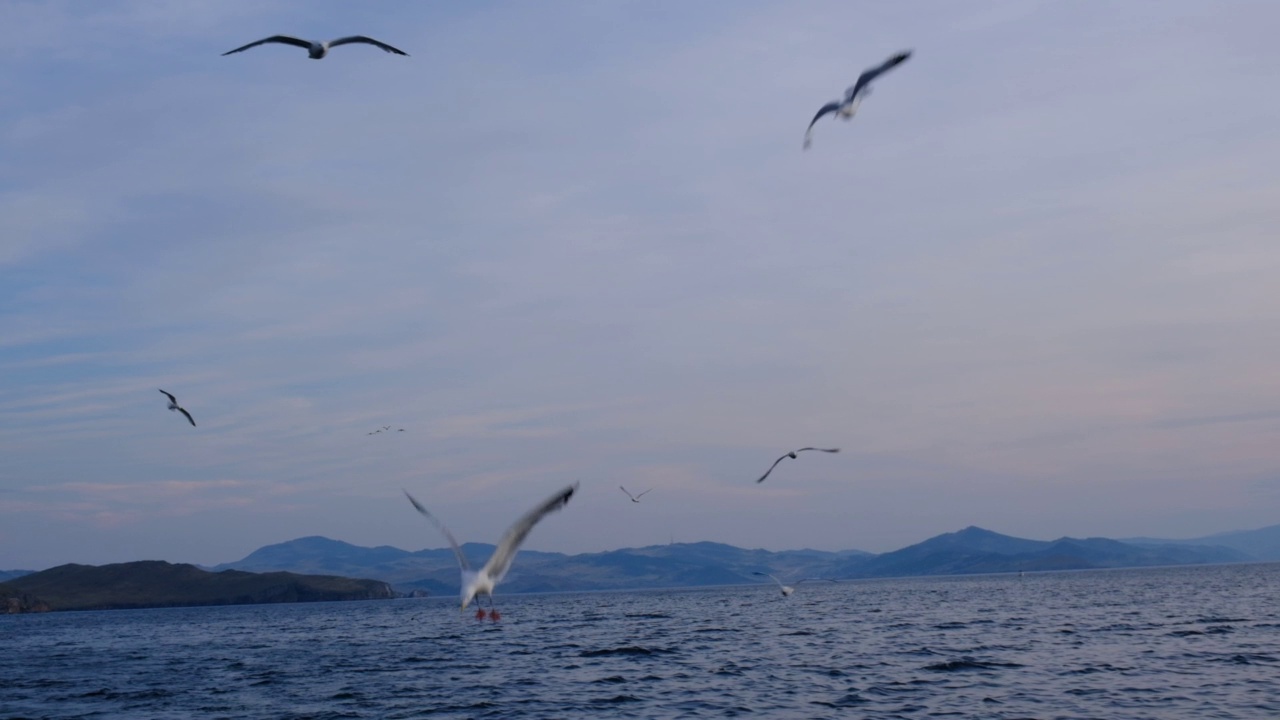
[
  {"left": 403, "top": 483, "right": 578, "bottom": 620},
  {"left": 753, "top": 572, "right": 795, "bottom": 597},
  {"left": 803, "top": 50, "right": 911, "bottom": 149},
  {"left": 158, "top": 389, "right": 196, "bottom": 427},
  {"left": 753, "top": 572, "right": 837, "bottom": 597},
  {"left": 755, "top": 447, "right": 839, "bottom": 483},
  {"left": 221, "top": 35, "right": 408, "bottom": 59},
  {"left": 619, "top": 486, "right": 653, "bottom": 503}
]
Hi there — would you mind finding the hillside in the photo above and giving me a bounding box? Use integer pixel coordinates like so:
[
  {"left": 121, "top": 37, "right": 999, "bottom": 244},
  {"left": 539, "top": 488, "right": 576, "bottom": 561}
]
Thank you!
[
  {"left": 1, "top": 582, "right": 51, "bottom": 614},
  {"left": 6, "top": 561, "right": 395, "bottom": 612}
]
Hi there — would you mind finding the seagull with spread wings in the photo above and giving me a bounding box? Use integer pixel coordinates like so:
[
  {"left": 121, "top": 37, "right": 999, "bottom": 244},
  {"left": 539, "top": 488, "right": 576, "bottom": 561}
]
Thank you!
[
  {"left": 753, "top": 572, "right": 838, "bottom": 596},
  {"left": 804, "top": 50, "right": 911, "bottom": 149},
  {"left": 755, "top": 447, "right": 839, "bottom": 483},
  {"left": 222, "top": 35, "right": 408, "bottom": 59},
  {"left": 753, "top": 572, "right": 796, "bottom": 596},
  {"left": 158, "top": 389, "right": 196, "bottom": 427},
  {"left": 404, "top": 483, "right": 578, "bottom": 620},
  {"left": 619, "top": 486, "right": 653, "bottom": 503}
]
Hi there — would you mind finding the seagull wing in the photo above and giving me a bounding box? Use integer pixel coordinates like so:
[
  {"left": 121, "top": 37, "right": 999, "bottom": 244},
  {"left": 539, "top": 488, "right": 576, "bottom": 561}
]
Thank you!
[
  {"left": 403, "top": 490, "right": 470, "bottom": 571},
  {"left": 805, "top": 101, "right": 841, "bottom": 134},
  {"left": 635, "top": 488, "right": 653, "bottom": 499},
  {"left": 481, "top": 483, "right": 578, "bottom": 584},
  {"left": 222, "top": 35, "right": 313, "bottom": 56},
  {"left": 619, "top": 485, "right": 636, "bottom": 501},
  {"left": 158, "top": 389, "right": 177, "bottom": 404},
  {"left": 753, "top": 571, "right": 786, "bottom": 589},
  {"left": 755, "top": 454, "right": 790, "bottom": 483},
  {"left": 328, "top": 36, "right": 409, "bottom": 55},
  {"left": 178, "top": 407, "right": 196, "bottom": 427},
  {"left": 795, "top": 447, "right": 840, "bottom": 454},
  {"left": 845, "top": 50, "right": 912, "bottom": 101}
]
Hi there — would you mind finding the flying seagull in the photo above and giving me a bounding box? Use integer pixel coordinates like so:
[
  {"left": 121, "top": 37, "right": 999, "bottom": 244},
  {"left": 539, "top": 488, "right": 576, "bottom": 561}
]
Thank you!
[
  {"left": 158, "top": 389, "right": 196, "bottom": 427},
  {"left": 619, "top": 486, "right": 653, "bottom": 503},
  {"left": 803, "top": 50, "right": 911, "bottom": 149},
  {"left": 755, "top": 447, "right": 839, "bottom": 483},
  {"left": 753, "top": 572, "right": 836, "bottom": 596},
  {"left": 403, "top": 483, "right": 578, "bottom": 620},
  {"left": 222, "top": 35, "right": 408, "bottom": 59},
  {"left": 753, "top": 572, "right": 795, "bottom": 597}
]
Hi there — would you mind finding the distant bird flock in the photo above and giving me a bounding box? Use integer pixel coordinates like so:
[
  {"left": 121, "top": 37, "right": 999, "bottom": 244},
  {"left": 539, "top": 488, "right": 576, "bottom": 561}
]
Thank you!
[
  {"left": 149, "top": 35, "right": 914, "bottom": 619},
  {"left": 366, "top": 426, "right": 405, "bottom": 435}
]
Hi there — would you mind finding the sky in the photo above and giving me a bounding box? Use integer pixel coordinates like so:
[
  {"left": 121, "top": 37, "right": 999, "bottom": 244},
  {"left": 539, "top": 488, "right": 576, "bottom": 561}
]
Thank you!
[{"left": 2, "top": 1, "right": 1279, "bottom": 570}]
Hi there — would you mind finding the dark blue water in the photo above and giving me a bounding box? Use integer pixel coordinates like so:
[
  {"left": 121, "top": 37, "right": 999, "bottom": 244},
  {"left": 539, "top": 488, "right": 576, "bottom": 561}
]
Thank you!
[{"left": 3, "top": 563, "right": 1279, "bottom": 719}]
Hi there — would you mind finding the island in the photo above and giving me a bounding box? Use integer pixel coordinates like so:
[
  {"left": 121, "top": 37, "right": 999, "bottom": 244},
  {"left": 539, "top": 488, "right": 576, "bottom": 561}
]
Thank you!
[{"left": 2, "top": 560, "right": 395, "bottom": 612}]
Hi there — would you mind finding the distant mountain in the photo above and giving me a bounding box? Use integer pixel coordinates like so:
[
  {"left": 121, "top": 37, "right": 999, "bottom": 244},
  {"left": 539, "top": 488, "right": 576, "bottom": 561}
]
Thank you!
[
  {"left": 215, "top": 535, "right": 569, "bottom": 595},
  {"left": 13, "top": 524, "right": 1262, "bottom": 609},
  {"left": 0, "top": 570, "right": 34, "bottom": 582},
  {"left": 217, "top": 537, "right": 871, "bottom": 595},
  {"left": 1122, "top": 523, "right": 1280, "bottom": 562},
  {"left": 843, "top": 526, "right": 1249, "bottom": 578},
  {"left": 6, "top": 560, "right": 395, "bottom": 612},
  {"left": 213, "top": 524, "right": 1257, "bottom": 596}
]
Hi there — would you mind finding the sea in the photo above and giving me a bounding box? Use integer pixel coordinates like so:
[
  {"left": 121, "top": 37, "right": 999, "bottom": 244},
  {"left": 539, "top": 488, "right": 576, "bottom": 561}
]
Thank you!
[{"left": 3, "top": 562, "right": 1279, "bottom": 719}]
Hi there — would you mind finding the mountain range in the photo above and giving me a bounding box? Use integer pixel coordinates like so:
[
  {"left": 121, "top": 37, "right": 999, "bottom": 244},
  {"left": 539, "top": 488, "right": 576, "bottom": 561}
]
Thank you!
[
  {"left": 209, "top": 523, "right": 1275, "bottom": 595},
  {"left": 1121, "top": 523, "right": 1280, "bottom": 561},
  {"left": 5, "top": 524, "right": 1274, "bottom": 609}
]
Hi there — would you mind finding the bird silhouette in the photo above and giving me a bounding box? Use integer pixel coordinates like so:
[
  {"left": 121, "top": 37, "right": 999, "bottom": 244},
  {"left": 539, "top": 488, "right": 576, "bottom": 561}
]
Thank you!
[{"left": 755, "top": 447, "right": 839, "bottom": 483}]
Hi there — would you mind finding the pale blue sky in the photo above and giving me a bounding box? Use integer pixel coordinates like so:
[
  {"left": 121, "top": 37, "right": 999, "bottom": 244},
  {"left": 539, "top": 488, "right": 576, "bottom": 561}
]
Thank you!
[{"left": 3, "top": 1, "right": 1279, "bottom": 570}]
